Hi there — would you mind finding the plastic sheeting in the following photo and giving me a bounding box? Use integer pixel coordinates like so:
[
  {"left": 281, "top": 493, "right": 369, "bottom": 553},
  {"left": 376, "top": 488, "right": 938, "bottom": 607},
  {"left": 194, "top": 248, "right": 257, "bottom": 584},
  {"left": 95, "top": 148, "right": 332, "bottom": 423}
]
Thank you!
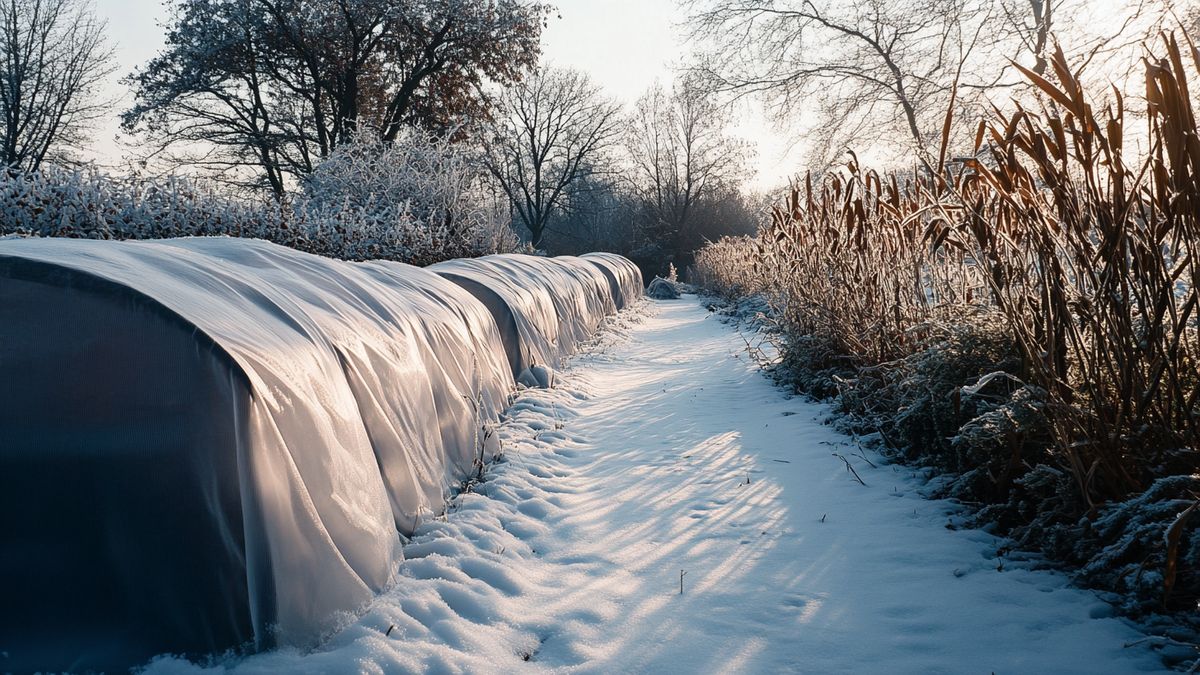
[
  {"left": 581, "top": 252, "right": 644, "bottom": 310},
  {"left": 431, "top": 254, "right": 642, "bottom": 378},
  {"left": 0, "top": 237, "right": 638, "bottom": 672}
]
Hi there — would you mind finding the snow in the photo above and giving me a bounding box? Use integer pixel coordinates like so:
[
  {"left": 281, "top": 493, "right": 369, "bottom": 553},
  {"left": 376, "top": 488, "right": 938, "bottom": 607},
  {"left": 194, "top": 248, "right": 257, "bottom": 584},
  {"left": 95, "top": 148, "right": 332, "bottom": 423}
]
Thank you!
[{"left": 143, "top": 296, "right": 1167, "bottom": 674}]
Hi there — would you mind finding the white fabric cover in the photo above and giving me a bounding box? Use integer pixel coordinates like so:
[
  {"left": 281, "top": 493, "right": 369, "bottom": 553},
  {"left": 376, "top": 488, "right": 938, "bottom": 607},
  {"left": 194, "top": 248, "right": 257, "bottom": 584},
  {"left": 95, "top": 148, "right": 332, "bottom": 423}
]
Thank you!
[
  {"left": 0, "top": 237, "right": 639, "bottom": 671},
  {"left": 0, "top": 237, "right": 509, "bottom": 668},
  {"left": 581, "top": 252, "right": 644, "bottom": 309},
  {"left": 431, "top": 254, "right": 638, "bottom": 376}
]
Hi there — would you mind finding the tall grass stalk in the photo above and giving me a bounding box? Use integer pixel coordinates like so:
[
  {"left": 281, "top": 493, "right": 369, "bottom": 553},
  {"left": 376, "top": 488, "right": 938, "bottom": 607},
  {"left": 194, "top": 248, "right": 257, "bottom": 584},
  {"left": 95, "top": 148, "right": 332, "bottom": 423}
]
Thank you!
[{"left": 699, "top": 34, "right": 1200, "bottom": 509}]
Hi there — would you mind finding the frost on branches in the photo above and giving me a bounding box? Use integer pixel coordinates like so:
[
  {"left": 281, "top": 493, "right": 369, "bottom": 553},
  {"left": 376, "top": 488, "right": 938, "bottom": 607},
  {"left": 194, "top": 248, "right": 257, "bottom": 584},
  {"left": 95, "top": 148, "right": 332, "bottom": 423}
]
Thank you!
[
  {"left": 0, "top": 131, "right": 520, "bottom": 265},
  {"left": 299, "top": 130, "right": 519, "bottom": 265}
]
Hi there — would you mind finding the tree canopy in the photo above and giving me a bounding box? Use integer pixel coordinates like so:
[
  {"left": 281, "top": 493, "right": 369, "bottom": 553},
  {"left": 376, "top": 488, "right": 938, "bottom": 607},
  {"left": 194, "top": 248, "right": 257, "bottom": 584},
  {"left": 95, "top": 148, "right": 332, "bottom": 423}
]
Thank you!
[{"left": 122, "top": 0, "right": 549, "bottom": 194}]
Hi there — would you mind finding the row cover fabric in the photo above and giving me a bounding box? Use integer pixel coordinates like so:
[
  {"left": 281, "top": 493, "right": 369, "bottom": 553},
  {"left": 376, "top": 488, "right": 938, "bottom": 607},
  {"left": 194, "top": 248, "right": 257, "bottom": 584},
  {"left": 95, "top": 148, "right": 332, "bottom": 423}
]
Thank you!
[
  {"left": 581, "top": 252, "right": 644, "bottom": 310},
  {"left": 0, "top": 237, "right": 640, "bottom": 673},
  {"left": 430, "top": 254, "right": 642, "bottom": 378}
]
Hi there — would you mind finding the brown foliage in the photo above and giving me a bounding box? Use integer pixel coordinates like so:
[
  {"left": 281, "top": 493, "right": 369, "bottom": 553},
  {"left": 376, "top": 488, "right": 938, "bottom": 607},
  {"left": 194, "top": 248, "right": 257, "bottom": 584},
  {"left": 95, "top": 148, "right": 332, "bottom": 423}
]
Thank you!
[{"left": 699, "top": 34, "right": 1200, "bottom": 507}]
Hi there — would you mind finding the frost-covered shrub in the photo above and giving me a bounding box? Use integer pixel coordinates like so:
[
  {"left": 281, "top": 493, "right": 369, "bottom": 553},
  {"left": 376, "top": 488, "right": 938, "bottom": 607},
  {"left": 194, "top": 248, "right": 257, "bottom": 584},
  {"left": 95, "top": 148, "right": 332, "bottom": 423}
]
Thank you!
[
  {"left": 937, "top": 383, "right": 1051, "bottom": 507},
  {"left": 773, "top": 334, "right": 854, "bottom": 401},
  {"left": 830, "top": 309, "right": 1022, "bottom": 437},
  {"left": 1077, "top": 476, "right": 1200, "bottom": 620},
  {"left": 891, "top": 312, "right": 1027, "bottom": 466},
  {"left": 0, "top": 168, "right": 276, "bottom": 240},
  {"left": 988, "top": 464, "right": 1081, "bottom": 559},
  {"left": 827, "top": 309, "right": 1068, "bottom": 515},
  {"left": 646, "top": 276, "right": 680, "bottom": 299},
  {"left": 0, "top": 132, "right": 521, "bottom": 266},
  {"left": 298, "top": 130, "right": 519, "bottom": 265}
]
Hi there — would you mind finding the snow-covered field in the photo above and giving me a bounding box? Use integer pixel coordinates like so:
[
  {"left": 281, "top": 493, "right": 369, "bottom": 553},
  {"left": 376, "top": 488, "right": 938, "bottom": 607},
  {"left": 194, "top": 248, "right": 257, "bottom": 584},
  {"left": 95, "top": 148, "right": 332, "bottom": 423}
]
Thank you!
[{"left": 146, "top": 296, "right": 1168, "bottom": 674}]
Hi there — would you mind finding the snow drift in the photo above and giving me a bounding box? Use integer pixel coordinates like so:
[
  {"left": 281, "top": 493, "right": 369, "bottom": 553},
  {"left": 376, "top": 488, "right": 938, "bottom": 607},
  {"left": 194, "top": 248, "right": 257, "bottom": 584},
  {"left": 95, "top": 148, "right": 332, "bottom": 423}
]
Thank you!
[{"left": 0, "top": 237, "right": 639, "bottom": 672}]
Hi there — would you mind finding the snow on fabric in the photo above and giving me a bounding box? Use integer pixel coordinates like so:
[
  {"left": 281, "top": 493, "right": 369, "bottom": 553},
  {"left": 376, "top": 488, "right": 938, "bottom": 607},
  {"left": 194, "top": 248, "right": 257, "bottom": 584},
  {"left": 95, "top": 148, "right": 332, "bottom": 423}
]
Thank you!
[
  {"left": 0, "top": 237, "right": 636, "bottom": 673},
  {"left": 430, "top": 254, "right": 641, "bottom": 378},
  {"left": 581, "top": 251, "right": 644, "bottom": 309}
]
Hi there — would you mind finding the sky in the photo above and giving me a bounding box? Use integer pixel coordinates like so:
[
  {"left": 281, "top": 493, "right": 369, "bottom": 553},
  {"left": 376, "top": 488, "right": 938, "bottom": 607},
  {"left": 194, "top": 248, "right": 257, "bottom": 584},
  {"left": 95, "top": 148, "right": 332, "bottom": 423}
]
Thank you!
[{"left": 89, "top": 0, "right": 798, "bottom": 190}]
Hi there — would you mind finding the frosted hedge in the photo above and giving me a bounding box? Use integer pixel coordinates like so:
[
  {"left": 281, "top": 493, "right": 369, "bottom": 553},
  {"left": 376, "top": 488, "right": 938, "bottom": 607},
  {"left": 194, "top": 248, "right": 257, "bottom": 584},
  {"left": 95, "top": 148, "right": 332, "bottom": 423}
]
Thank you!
[
  {"left": 0, "top": 144, "right": 519, "bottom": 266},
  {"left": 0, "top": 236, "right": 641, "bottom": 672}
]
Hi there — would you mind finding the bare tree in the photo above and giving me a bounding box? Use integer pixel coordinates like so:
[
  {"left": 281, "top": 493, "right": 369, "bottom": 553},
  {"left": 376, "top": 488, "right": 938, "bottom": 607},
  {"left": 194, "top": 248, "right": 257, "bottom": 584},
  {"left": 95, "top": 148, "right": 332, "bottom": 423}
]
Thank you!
[
  {"left": 0, "top": 0, "right": 114, "bottom": 172},
  {"left": 536, "top": 174, "right": 639, "bottom": 255},
  {"left": 986, "top": 0, "right": 1175, "bottom": 85},
  {"left": 483, "top": 67, "right": 621, "bottom": 248},
  {"left": 998, "top": 0, "right": 1056, "bottom": 75},
  {"left": 624, "top": 78, "right": 749, "bottom": 268},
  {"left": 687, "top": 0, "right": 983, "bottom": 164},
  {"left": 687, "top": 0, "right": 1176, "bottom": 169}
]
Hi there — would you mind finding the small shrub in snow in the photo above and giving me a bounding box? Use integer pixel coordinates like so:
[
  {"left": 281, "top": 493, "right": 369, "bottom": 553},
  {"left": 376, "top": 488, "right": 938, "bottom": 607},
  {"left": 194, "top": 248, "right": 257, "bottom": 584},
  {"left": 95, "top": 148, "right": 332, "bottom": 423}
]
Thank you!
[
  {"left": 1077, "top": 476, "right": 1200, "bottom": 620},
  {"left": 892, "top": 313, "right": 1027, "bottom": 466},
  {"left": 646, "top": 277, "right": 681, "bottom": 299},
  {"left": 775, "top": 333, "right": 854, "bottom": 401}
]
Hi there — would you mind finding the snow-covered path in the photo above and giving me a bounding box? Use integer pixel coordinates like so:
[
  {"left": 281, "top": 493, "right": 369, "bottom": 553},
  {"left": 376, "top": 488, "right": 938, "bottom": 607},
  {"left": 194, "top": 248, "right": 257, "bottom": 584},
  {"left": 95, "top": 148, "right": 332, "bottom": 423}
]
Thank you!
[{"left": 151, "top": 297, "right": 1167, "bottom": 674}]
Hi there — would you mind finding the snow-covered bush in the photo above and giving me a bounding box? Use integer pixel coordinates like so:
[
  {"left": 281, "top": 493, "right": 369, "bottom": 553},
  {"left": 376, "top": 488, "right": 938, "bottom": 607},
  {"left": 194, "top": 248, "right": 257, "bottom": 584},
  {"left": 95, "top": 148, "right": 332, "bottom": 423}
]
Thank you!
[
  {"left": 646, "top": 277, "right": 680, "bottom": 299},
  {"left": 1076, "top": 476, "right": 1200, "bottom": 619},
  {"left": 298, "top": 130, "right": 519, "bottom": 265},
  {"left": 0, "top": 132, "right": 521, "bottom": 265},
  {"left": 0, "top": 167, "right": 277, "bottom": 240},
  {"left": 826, "top": 308, "right": 1044, "bottom": 499}
]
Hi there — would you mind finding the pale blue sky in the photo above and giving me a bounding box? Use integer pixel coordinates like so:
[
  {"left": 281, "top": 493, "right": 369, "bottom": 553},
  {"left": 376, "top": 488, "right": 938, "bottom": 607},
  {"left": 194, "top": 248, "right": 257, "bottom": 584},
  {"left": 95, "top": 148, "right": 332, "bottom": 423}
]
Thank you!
[{"left": 90, "top": 0, "right": 795, "bottom": 188}]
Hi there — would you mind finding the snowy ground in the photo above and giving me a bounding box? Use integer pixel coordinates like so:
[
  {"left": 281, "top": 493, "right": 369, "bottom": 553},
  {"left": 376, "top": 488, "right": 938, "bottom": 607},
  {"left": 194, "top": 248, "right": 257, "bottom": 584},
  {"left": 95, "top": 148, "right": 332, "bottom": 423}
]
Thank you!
[{"left": 146, "top": 297, "right": 1171, "bottom": 674}]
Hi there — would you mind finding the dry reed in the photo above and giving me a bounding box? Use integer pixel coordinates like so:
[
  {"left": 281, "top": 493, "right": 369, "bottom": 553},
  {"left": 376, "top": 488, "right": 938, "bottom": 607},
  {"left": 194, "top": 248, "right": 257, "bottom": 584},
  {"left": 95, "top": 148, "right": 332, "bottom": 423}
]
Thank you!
[{"left": 698, "top": 34, "right": 1200, "bottom": 509}]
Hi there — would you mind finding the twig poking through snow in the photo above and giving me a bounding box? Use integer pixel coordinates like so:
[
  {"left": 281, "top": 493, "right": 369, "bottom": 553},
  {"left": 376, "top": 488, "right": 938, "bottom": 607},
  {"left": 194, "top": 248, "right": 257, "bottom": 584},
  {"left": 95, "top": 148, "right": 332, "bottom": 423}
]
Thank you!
[
  {"left": 680, "top": 570, "right": 687, "bottom": 595},
  {"left": 850, "top": 447, "right": 877, "bottom": 468},
  {"left": 1122, "top": 635, "right": 1200, "bottom": 650},
  {"left": 833, "top": 453, "right": 867, "bottom": 486}
]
